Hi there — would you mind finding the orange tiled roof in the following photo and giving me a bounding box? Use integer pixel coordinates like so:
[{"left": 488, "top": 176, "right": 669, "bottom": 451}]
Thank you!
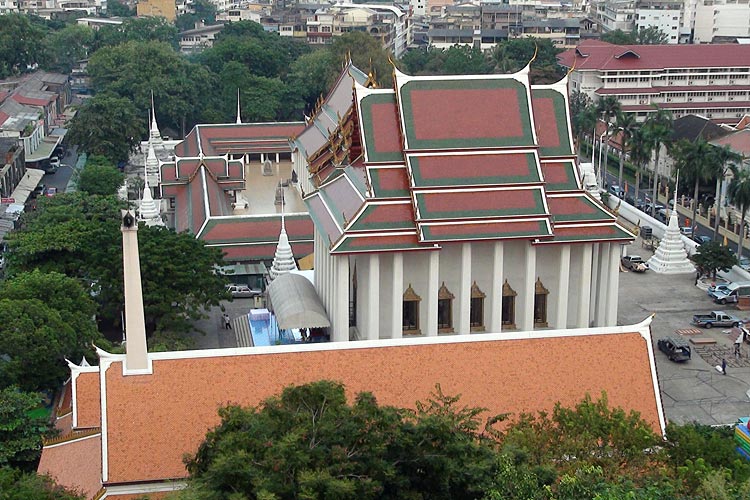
[
  {"left": 75, "top": 370, "right": 101, "bottom": 429},
  {"left": 91, "top": 327, "right": 663, "bottom": 484},
  {"left": 38, "top": 433, "right": 102, "bottom": 498}
]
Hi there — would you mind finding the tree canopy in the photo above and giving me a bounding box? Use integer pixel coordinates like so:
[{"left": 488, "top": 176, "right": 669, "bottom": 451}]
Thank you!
[
  {"left": 77, "top": 155, "right": 125, "bottom": 196},
  {"left": 0, "top": 388, "right": 55, "bottom": 471},
  {"left": 0, "top": 14, "right": 48, "bottom": 78},
  {"left": 601, "top": 27, "right": 669, "bottom": 45},
  {"left": 692, "top": 241, "right": 736, "bottom": 279},
  {"left": 180, "top": 381, "right": 750, "bottom": 500}
]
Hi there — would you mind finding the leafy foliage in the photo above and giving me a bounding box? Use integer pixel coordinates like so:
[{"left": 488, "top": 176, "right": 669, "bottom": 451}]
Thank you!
[
  {"left": 490, "top": 37, "right": 564, "bottom": 84},
  {"left": 42, "top": 24, "right": 94, "bottom": 73},
  {"left": 0, "top": 389, "right": 54, "bottom": 471},
  {"left": 106, "top": 0, "right": 135, "bottom": 17},
  {"left": 66, "top": 92, "right": 143, "bottom": 164},
  {"left": 77, "top": 156, "right": 125, "bottom": 196},
  {"left": 601, "top": 27, "right": 669, "bottom": 45},
  {"left": 0, "top": 467, "right": 83, "bottom": 499},
  {"left": 0, "top": 14, "right": 48, "bottom": 78},
  {"left": 175, "top": 0, "right": 218, "bottom": 32},
  {"left": 692, "top": 241, "right": 737, "bottom": 279}
]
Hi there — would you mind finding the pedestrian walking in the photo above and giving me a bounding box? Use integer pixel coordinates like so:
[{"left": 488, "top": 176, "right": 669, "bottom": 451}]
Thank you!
[
  {"left": 722, "top": 358, "right": 727, "bottom": 375},
  {"left": 222, "top": 313, "right": 231, "bottom": 330}
]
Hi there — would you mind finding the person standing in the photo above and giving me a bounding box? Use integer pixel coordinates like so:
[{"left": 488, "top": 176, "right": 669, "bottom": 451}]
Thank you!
[
  {"left": 222, "top": 313, "right": 231, "bottom": 330},
  {"left": 722, "top": 358, "right": 727, "bottom": 375}
]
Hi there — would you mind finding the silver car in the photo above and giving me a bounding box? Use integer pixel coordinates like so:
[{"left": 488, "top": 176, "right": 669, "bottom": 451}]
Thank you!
[{"left": 226, "top": 284, "right": 261, "bottom": 298}]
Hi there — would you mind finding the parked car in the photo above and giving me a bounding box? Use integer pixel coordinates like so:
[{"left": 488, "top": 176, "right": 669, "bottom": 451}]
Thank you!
[
  {"left": 680, "top": 226, "right": 693, "bottom": 237},
  {"left": 45, "top": 187, "right": 57, "bottom": 197},
  {"left": 709, "top": 281, "right": 750, "bottom": 304},
  {"left": 692, "top": 311, "right": 742, "bottom": 328},
  {"left": 694, "top": 235, "right": 711, "bottom": 246},
  {"left": 621, "top": 255, "right": 649, "bottom": 272},
  {"left": 226, "top": 284, "right": 261, "bottom": 298},
  {"left": 608, "top": 184, "right": 623, "bottom": 197},
  {"left": 658, "top": 336, "right": 692, "bottom": 362},
  {"left": 31, "top": 184, "right": 45, "bottom": 198},
  {"left": 708, "top": 283, "right": 732, "bottom": 297},
  {"left": 740, "top": 257, "right": 750, "bottom": 272}
]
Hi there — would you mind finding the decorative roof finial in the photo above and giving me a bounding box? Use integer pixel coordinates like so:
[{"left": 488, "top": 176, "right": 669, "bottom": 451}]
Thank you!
[
  {"left": 236, "top": 88, "right": 242, "bottom": 125},
  {"left": 529, "top": 43, "right": 538, "bottom": 65},
  {"left": 268, "top": 181, "right": 297, "bottom": 281},
  {"left": 149, "top": 91, "right": 163, "bottom": 147}
]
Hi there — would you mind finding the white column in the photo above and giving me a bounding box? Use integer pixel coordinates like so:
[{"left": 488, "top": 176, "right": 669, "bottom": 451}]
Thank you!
[
  {"left": 391, "top": 253, "right": 403, "bottom": 338},
  {"left": 121, "top": 211, "right": 149, "bottom": 373},
  {"left": 596, "top": 243, "right": 610, "bottom": 327},
  {"left": 260, "top": 153, "right": 265, "bottom": 164},
  {"left": 332, "top": 256, "right": 349, "bottom": 342},
  {"left": 489, "top": 242, "right": 504, "bottom": 333},
  {"left": 556, "top": 245, "right": 571, "bottom": 329},
  {"left": 275, "top": 153, "right": 280, "bottom": 164},
  {"left": 578, "top": 244, "right": 593, "bottom": 327},
  {"left": 589, "top": 243, "right": 600, "bottom": 322},
  {"left": 458, "top": 243, "right": 472, "bottom": 334},
  {"left": 519, "top": 244, "right": 536, "bottom": 331},
  {"left": 367, "top": 254, "right": 380, "bottom": 340},
  {"left": 425, "top": 250, "right": 439, "bottom": 336},
  {"left": 606, "top": 244, "right": 620, "bottom": 326}
]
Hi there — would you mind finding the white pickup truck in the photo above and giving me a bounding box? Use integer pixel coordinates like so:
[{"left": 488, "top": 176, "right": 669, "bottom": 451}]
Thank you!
[{"left": 692, "top": 311, "right": 742, "bottom": 329}]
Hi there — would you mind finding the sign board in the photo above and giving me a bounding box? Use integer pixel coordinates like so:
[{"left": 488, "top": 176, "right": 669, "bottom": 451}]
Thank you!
[{"left": 0, "top": 198, "right": 14, "bottom": 204}]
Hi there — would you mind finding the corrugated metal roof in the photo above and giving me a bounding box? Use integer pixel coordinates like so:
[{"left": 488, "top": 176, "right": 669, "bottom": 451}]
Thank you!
[{"left": 268, "top": 272, "right": 330, "bottom": 329}]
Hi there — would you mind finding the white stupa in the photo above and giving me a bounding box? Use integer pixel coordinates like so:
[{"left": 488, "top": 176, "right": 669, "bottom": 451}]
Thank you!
[
  {"left": 149, "top": 91, "right": 163, "bottom": 148},
  {"left": 646, "top": 172, "right": 695, "bottom": 274},
  {"left": 268, "top": 194, "right": 298, "bottom": 281},
  {"left": 139, "top": 156, "right": 164, "bottom": 226},
  {"left": 145, "top": 141, "right": 160, "bottom": 187}
]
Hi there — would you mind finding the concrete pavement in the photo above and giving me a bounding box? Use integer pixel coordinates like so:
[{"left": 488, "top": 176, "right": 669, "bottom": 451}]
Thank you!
[{"left": 620, "top": 236, "right": 750, "bottom": 425}]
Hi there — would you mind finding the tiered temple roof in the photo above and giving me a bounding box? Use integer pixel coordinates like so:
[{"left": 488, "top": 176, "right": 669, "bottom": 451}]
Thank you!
[{"left": 303, "top": 65, "right": 633, "bottom": 254}]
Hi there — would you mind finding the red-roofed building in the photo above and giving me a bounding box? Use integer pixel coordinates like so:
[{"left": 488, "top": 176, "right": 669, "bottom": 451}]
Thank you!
[
  {"left": 558, "top": 40, "right": 750, "bottom": 123},
  {"left": 297, "top": 64, "right": 633, "bottom": 343}
]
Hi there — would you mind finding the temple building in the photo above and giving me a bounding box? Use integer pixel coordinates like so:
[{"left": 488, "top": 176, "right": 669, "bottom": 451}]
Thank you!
[
  {"left": 37, "top": 64, "right": 665, "bottom": 500},
  {"left": 301, "top": 63, "right": 634, "bottom": 342}
]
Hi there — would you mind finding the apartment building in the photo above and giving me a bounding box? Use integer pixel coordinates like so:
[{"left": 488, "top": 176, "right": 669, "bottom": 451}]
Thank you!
[
  {"left": 635, "top": 0, "right": 682, "bottom": 43},
  {"left": 595, "top": 0, "right": 635, "bottom": 31},
  {"left": 692, "top": 0, "right": 750, "bottom": 43},
  {"left": 179, "top": 22, "right": 225, "bottom": 54},
  {"left": 305, "top": 3, "right": 410, "bottom": 57},
  {"left": 559, "top": 40, "right": 750, "bottom": 123}
]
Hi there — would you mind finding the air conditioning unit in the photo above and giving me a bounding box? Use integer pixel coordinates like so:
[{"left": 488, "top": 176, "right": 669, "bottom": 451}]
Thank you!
[
  {"left": 688, "top": 81, "right": 693, "bottom": 85},
  {"left": 730, "top": 96, "right": 735, "bottom": 101},
  {"left": 688, "top": 97, "right": 694, "bottom": 101},
  {"left": 708, "top": 97, "right": 713, "bottom": 101},
  {"left": 710, "top": 80, "right": 715, "bottom": 84},
  {"left": 730, "top": 80, "right": 735, "bottom": 84},
  {"left": 667, "top": 98, "right": 672, "bottom": 102}
]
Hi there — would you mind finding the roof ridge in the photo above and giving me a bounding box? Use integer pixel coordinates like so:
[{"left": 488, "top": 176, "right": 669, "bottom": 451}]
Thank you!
[{"left": 43, "top": 427, "right": 101, "bottom": 446}]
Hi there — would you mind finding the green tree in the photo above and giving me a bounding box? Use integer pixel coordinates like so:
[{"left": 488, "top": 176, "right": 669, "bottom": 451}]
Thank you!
[
  {"left": 710, "top": 145, "right": 742, "bottom": 240},
  {"left": 216, "top": 62, "right": 289, "bottom": 122},
  {"left": 569, "top": 92, "right": 596, "bottom": 157},
  {"left": 92, "top": 16, "right": 179, "bottom": 51},
  {"left": 596, "top": 96, "right": 621, "bottom": 186},
  {"left": 66, "top": 92, "right": 143, "bottom": 164},
  {"left": 87, "top": 41, "right": 215, "bottom": 136},
  {"left": 0, "top": 467, "right": 83, "bottom": 500},
  {"left": 643, "top": 106, "right": 673, "bottom": 217},
  {"left": 285, "top": 49, "right": 338, "bottom": 114},
  {"left": 77, "top": 159, "right": 125, "bottom": 196},
  {"left": 691, "top": 241, "right": 737, "bottom": 279},
  {"left": 331, "top": 31, "right": 393, "bottom": 87},
  {"left": 614, "top": 111, "right": 637, "bottom": 188},
  {"left": 183, "top": 381, "right": 498, "bottom": 499},
  {"left": 106, "top": 0, "right": 135, "bottom": 17},
  {"left": 635, "top": 26, "right": 670, "bottom": 45},
  {"left": 6, "top": 192, "right": 228, "bottom": 336},
  {"left": 729, "top": 165, "right": 750, "bottom": 257},
  {"left": 629, "top": 126, "right": 652, "bottom": 202},
  {"left": 175, "top": 0, "right": 218, "bottom": 32},
  {"left": 600, "top": 29, "right": 636, "bottom": 45},
  {"left": 673, "top": 139, "right": 715, "bottom": 235},
  {"left": 42, "top": 24, "right": 94, "bottom": 73},
  {"left": 0, "top": 388, "right": 54, "bottom": 471},
  {"left": 491, "top": 37, "right": 564, "bottom": 84},
  {"left": 0, "top": 14, "right": 48, "bottom": 78}
]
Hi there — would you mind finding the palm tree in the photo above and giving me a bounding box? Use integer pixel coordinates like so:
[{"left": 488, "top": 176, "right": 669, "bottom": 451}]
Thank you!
[
  {"left": 571, "top": 102, "right": 597, "bottom": 157},
  {"left": 643, "top": 107, "right": 673, "bottom": 217},
  {"left": 673, "top": 139, "right": 714, "bottom": 233},
  {"left": 614, "top": 111, "right": 637, "bottom": 189},
  {"left": 729, "top": 166, "right": 750, "bottom": 257},
  {"left": 628, "top": 126, "right": 651, "bottom": 203},
  {"left": 596, "top": 96, "right": 621, "bottom": 185},
  {"left": 710, "top": 145, "right": 742, "bottom": 239}
]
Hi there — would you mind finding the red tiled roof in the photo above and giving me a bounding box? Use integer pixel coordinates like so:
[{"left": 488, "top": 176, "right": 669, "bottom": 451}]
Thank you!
[
  {"left": 407, "top": 152, "right": 540, "bottom": 187},
  {"left": 0, "top": 111, "right": 9, "bottom": 126},
  {"left": 75, "top": 371, "right": 101, "bottom": 429},
  {"left": 94, "top": 328, "right": 662, "bottom": 484},
  {"left": 711, "top": 129, "right": 750, "bottom": 155},
  {"left": 12, "top": 93, "right": 54, "bottom": 106},
  {"left": 559, "top": 40, "right": 750, "bottom": 71},
  {"left": 38, "top": 434, "right": 102, "bottom": 498}
]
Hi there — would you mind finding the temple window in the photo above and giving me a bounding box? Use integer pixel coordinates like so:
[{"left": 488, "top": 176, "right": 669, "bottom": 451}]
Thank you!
[
  {"left": 534, "top": 278, "right": 549, "bottom": 328},
  {"left": 470, "top": 281, "right": 486, "bottom": 332},
  {"left": 403, "top": 284, "right": 421, "bottom": 334},
  {"left": 438, "top": 282, "right": 454, "bottom": 333},
  {"left": 502, "top": 279, "right": 517, "bottom": 330}
]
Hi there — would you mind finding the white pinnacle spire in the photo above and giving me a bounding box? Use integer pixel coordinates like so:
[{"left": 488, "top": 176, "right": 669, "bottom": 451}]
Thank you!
[
  {"left": 149, "top": 91, "right": 163, "bottom": 148},
  {"left": 646, "top": 170, "right": 695, "bottom": 274},
  {"left": 139, "top": 153, "right": 162, "bottom": 225},
  {"left": 269, "top": 189, "right": 297, "bottom": 281},
  {"left": 145, "top": 141, "right": 159, "bottom": 183},
  {"left": 236, "top": 88, "right": 242, "bottom": 124}
]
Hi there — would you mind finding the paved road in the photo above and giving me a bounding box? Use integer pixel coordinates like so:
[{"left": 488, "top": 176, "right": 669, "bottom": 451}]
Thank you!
[
  {"left": 620, "top": 235, "right": 750, "bottom": 425},
  {"left": 43, "top": 146, "right": 79, "bottom": 193}
]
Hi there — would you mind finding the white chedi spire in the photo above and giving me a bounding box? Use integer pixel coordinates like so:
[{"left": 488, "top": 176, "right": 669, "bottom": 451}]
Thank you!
[
  {"left": 647, "top": 172, "right": 695, "bottom": 274},
  {"left": 139, "top": 156, "right": 163, "bottom": 226},
  {"left": 236, "top": 88, "right": 242, "bottom": 124},
  {"left": 269, "top": 199, "right": 297, "bottom": 281},
  {"left": 149, "top": 92, "right": 163, "bottom": 148},
  {"left": 145, "top": 141, "right": 160, "bottom": 186}
]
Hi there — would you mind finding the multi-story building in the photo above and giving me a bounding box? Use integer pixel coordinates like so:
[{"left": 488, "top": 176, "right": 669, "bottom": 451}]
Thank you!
[
  {"left": 559, "top": 40, "right": 750, "bottom": 123},
  {"left": 0, "top": 138, "right": 25, "bottom": 200},
  {"left": 635, "top": 0, "right": 681, "bottom": 43},
  {"left": 178, "top": 22, "right": 225, "bottom": 54},
  {"left": 595, "top": 0, "right": 635, "bottom": 31},
  {"left": 305, "top": 3, "right": 410, "bottom": 57},
  {"left": 692, "top": 0, "right": 750, "bottom": 43}
]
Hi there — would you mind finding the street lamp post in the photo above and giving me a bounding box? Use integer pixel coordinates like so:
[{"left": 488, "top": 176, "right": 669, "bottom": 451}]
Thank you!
[{"left": 597, "top": 130, "right": 608, "bottom": 190}]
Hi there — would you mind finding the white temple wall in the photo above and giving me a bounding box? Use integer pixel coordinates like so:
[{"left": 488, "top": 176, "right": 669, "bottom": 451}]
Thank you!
[
  {"left": 566, "top": 244, "right": 585, "bottom": 328},
  {"left": 402, "top": 251, "right": 431, "bottom": 334},
  {"left": 471, "top": 242, "right": 494, "bottom": 331},
  {"left": 535, "top": 245, "right": 561, "bottom": 329}
]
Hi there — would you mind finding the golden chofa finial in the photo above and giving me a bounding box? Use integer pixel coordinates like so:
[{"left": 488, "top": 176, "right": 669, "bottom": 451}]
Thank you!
[
  {"left": 565, "top": 53, "right": 577, "bottom": 77},
  {"left": 529, "top": 43, "right": 538, "bottom": 65}
]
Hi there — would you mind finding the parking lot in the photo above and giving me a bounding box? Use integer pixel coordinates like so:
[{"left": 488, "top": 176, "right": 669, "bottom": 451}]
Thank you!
[{"left": 620, "top": 238, "right": 750, "bottom": 425}]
